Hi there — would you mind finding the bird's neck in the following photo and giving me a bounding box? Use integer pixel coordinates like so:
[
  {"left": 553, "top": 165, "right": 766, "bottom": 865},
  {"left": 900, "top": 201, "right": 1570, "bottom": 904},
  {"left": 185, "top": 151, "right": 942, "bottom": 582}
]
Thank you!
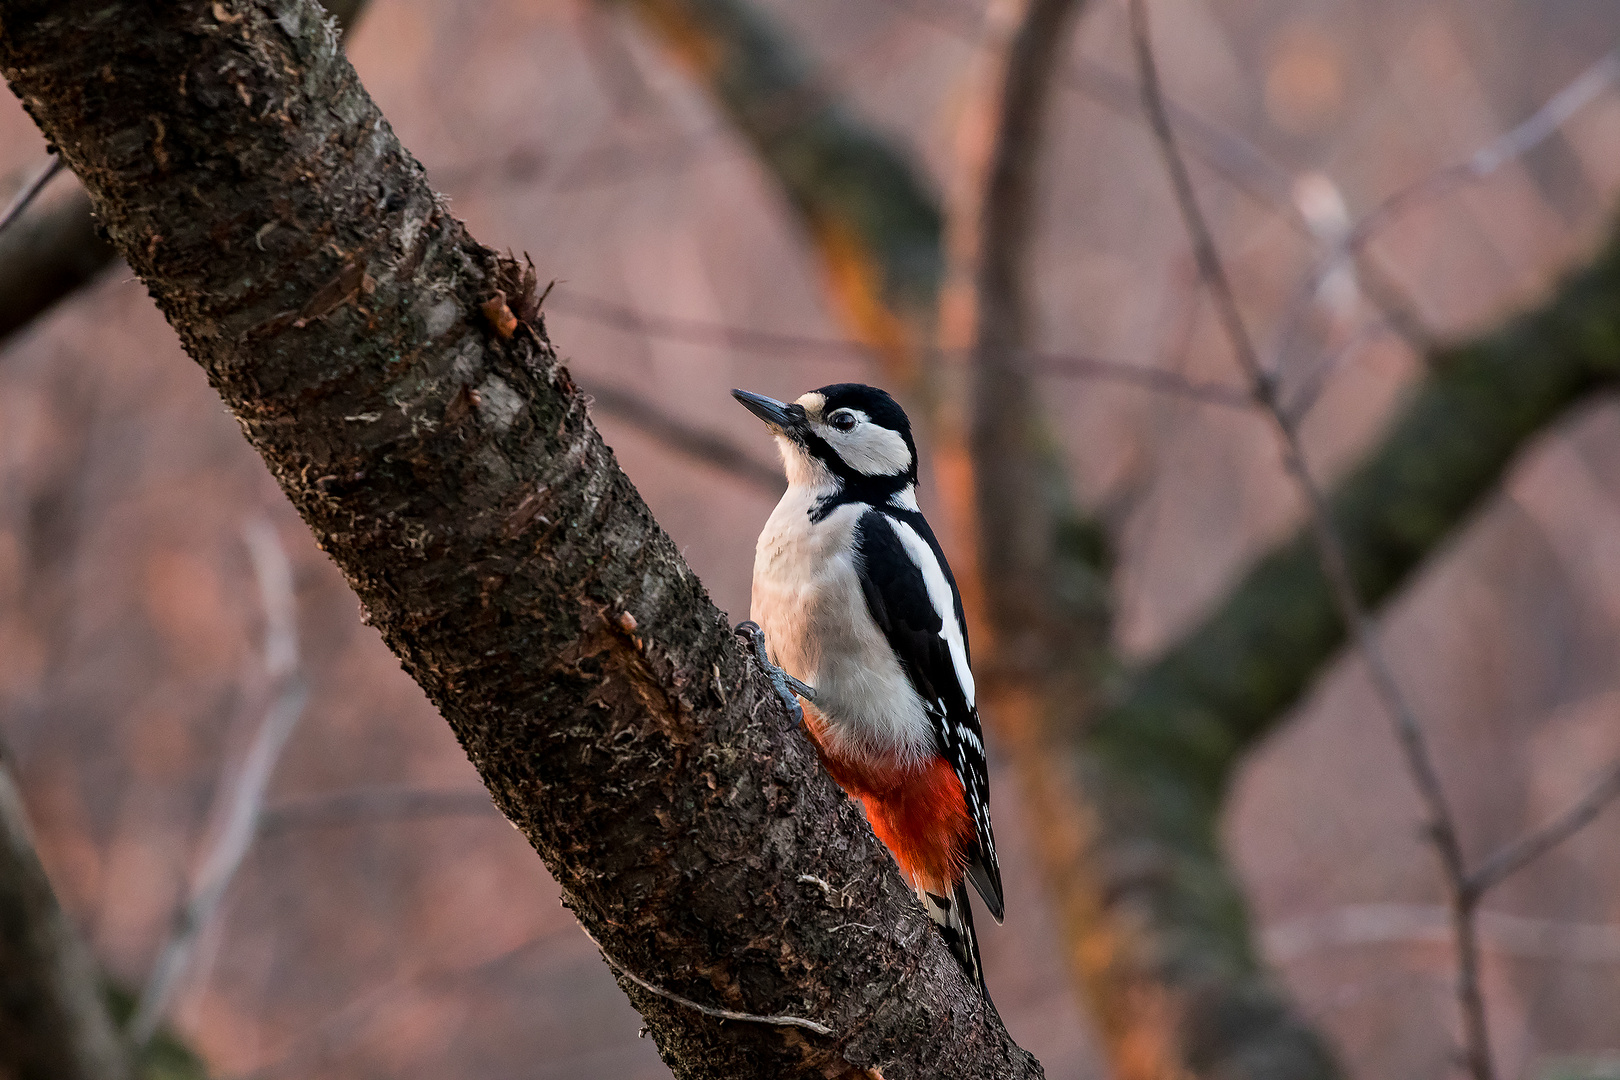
[{"left": 790, "top": 478, "right": 917, "bottom": 525}]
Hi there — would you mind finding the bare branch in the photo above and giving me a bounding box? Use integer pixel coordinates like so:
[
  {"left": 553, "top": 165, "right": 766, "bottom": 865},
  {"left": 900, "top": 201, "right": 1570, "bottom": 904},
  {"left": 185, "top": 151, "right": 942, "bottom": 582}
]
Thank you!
[
  {"left": 1281, "top": 319, "right": 1389, "bottom": 425},
  {"left": 128, "top": 520, "right": 308, "bottom": 1047},
  {"left": 1265, "top": 903, "right": 1620, "bottom": 966},
  {"left": 1358, "top": 51, "right": 1619, "bottom": 246},
  {"left": 550, "top": 289, "right": 880, "bottom": 363},
  {"left": 1274, "top": 51, "right": 1620, "bottom": 376},
  {"left": 1129, "top": 2, "right": 1492, "bottom": 1077},
  {"left": 1467, "top": 762, "right": 1620, "bottom": 898},
  {"left": 558, "top": 289, "right": 1253, "bottom": 406},
  {"left": 0, "top": 154, "right": 64, "bottom": 234},
  {"left": 1025, "top": 348, "right": 1252, "bottom": 408}
]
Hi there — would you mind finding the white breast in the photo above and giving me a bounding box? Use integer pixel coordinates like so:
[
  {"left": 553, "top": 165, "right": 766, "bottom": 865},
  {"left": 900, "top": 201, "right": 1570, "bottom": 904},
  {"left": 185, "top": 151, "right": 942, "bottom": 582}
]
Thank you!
[{"left": 750, "top": 486, "right": 934, "bottom": 766}]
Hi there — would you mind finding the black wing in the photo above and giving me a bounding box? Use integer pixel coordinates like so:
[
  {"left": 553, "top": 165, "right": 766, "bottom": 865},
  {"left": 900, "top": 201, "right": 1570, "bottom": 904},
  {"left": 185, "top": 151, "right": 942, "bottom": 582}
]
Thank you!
[{"left": 853, "top": 508, "right": 1004, "bottom": 922}]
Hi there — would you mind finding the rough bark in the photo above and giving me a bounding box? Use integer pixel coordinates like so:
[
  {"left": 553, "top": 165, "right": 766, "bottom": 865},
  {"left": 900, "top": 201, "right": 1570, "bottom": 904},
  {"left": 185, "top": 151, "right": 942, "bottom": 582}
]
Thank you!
[
  {"left": 0, "top": 751, "right": 132, "bottom": 1080},
  {"left": 0, "top": 3, "right": 1040, "bottom": 1077}
]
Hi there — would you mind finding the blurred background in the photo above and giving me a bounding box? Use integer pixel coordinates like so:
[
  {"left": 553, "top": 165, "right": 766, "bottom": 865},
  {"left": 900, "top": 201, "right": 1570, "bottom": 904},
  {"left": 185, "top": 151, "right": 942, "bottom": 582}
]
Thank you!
[{"left": 3, "top": 0, "right": 1620, "bottom": 1077}]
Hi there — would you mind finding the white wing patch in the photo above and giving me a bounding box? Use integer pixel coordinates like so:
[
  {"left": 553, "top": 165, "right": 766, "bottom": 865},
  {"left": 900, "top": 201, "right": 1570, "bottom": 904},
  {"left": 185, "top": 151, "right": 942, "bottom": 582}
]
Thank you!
[{"left": 886, "top": 518, "right": 976, "bottom": 708}]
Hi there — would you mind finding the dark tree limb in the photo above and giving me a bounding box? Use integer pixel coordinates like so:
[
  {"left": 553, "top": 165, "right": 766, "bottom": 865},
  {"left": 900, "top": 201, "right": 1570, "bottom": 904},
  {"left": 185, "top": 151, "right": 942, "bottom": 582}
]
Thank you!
[
  {"left": 0, "top": 750, "right": 132, "bottom": 1080},
  {"left": 611, "top": 0, "right": 946, "bottom": 378},
  {"left": 0, "top": 0, "right": 366, "bottom": 345},
  {"left": 0, "top": 3, "right": 1040, "bottom": 1077},
  {"left": 0, "top": 184, "right": 116, "bottom": 341}
]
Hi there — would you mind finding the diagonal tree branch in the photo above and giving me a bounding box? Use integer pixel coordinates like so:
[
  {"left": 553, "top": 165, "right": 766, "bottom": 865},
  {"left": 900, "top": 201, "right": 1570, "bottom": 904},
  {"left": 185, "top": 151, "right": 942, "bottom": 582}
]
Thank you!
[
  {"left": 579, "top": 377, "right": 784, "bottom": 494},
  {"left": 0, "top": 3, "right": 1042, "bottom": 1077},
  {"left": 0, "top": 153, "right": 62, "bottom": 232},
  {"left": 1465, "top": 761, "right": 1620, "bottom": 898}
]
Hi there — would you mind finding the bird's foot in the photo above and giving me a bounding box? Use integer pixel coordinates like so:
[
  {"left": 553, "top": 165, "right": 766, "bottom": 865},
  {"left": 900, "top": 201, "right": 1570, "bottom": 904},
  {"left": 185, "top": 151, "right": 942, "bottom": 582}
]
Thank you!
[{"left": 734, "top": 621, "right": 816, "bottom": 722}]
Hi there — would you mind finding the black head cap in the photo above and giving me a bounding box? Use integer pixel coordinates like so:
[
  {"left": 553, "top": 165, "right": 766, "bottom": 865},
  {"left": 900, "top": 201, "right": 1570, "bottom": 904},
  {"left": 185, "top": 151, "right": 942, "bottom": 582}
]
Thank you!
[{"left": 814, "top": 383, "right": 912, "bottom": 434}]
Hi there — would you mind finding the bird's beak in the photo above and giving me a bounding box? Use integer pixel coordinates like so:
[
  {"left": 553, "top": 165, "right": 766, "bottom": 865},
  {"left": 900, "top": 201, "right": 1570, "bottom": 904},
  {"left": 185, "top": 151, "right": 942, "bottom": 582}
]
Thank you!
[{"left": 731, "top": 389, "right": 803, "bottom": 435}]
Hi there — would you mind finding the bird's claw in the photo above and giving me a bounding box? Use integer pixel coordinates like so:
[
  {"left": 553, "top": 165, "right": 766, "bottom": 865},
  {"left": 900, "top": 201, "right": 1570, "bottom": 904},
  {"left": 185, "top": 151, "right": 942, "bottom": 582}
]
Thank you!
[{"left": 734, "top": 621, "right": 816, "bottom": 722}]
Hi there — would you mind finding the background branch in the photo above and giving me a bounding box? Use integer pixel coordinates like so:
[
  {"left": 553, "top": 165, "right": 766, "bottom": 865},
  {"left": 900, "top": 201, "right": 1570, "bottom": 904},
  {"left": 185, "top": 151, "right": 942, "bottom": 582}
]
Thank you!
[
  {"left": 1129, "top": 5, "right": 1620, "bottom": 1078},
  {"left": 943, "top": 0, "right": 1340, "bottom": 1076},
  {"left": 258, "top": 785, "right": 500, "bottom": 835},
  {"left": 128, "top": 520, "right": 308, "bottom": 1048},
  {"left": 0, "top": 748, "right": 132, "bottom": 1080},
  {"left": 579, "top": 378, "right": 784, "bottom": 493},
  {"left": 612, "top": 0, "right": 945, "bottom": 381}
]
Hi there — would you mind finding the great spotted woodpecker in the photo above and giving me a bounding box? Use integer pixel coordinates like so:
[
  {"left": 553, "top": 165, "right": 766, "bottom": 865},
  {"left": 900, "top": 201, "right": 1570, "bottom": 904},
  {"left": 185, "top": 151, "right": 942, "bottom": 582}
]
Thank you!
[{"left": 732, "top": 384, "right": 1003, "bottom": 999}]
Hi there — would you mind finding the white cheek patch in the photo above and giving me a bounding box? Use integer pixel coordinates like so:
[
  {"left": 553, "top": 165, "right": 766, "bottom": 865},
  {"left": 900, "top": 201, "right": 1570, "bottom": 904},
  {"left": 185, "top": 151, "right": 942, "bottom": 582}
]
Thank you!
[{"left": 826, "top": 424, "right": 911, "bottom": 476}]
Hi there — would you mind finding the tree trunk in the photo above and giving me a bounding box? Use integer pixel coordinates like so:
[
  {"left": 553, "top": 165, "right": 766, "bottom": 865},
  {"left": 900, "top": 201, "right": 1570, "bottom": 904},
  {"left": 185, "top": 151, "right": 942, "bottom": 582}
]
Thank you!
[{"left": 0, "top": 2, "right": 1041, "bottom": 1077}]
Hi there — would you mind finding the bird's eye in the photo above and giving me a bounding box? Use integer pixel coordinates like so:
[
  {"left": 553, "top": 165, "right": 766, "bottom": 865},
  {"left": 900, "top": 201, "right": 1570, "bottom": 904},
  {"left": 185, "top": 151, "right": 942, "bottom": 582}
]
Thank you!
[{"left": 829, "top": 411, "right": 857, "bottom": 432}]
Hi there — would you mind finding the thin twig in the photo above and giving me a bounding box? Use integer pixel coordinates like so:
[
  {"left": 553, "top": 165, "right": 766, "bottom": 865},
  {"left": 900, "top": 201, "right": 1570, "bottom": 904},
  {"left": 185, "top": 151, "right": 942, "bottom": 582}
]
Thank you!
[
  {"left": 1128, "top": 3, "right": 1494, "bottom": 1077},
  {"left": 1358, "top": 51, "right": 1619, "bottom": 246},
  {"left": 579, "top": 924, "right": 835, "bottom": 1036},
  {"left": 549, "top": 289, "right": 883, "bottom": 362},
  {"left": 229, "top": 933, "right": 556, "bottom": 1080},
  {"left": 258, "top": 786, "right": 499, "bottom": 835},
  {"left": 1025, "top": 347, "right": 1252, "bottom": 408},
  {"left": 1282, "top": 319, "right": 1390, "bottom": 425},
  {"left": 1467, "top": 762, "right": 1620, "bottom": 898},
  {"left": 1265, "top": 902, "right": 1620, "bottom": 965},
  {"left": 1274, "top": 51, "right": 1620, "bottom": 374},
  {"left": 0, "top": 155, "right": 64, "bottom": 235},
  {"left": 128, "top": 520, "right": 308, "bottom": 1047},
  {"left": 579, "top": 378, "right": 784, "bottom": 494},
  {"left": 559, "top": 289, "right": 1253, "bottom": 407}
]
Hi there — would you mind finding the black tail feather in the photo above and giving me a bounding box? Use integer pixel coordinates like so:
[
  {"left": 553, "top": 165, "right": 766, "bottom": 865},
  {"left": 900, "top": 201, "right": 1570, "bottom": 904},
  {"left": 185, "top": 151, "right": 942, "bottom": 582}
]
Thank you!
[{"left": 921, "top": 881, "right": 996, "bottom": 1012}]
